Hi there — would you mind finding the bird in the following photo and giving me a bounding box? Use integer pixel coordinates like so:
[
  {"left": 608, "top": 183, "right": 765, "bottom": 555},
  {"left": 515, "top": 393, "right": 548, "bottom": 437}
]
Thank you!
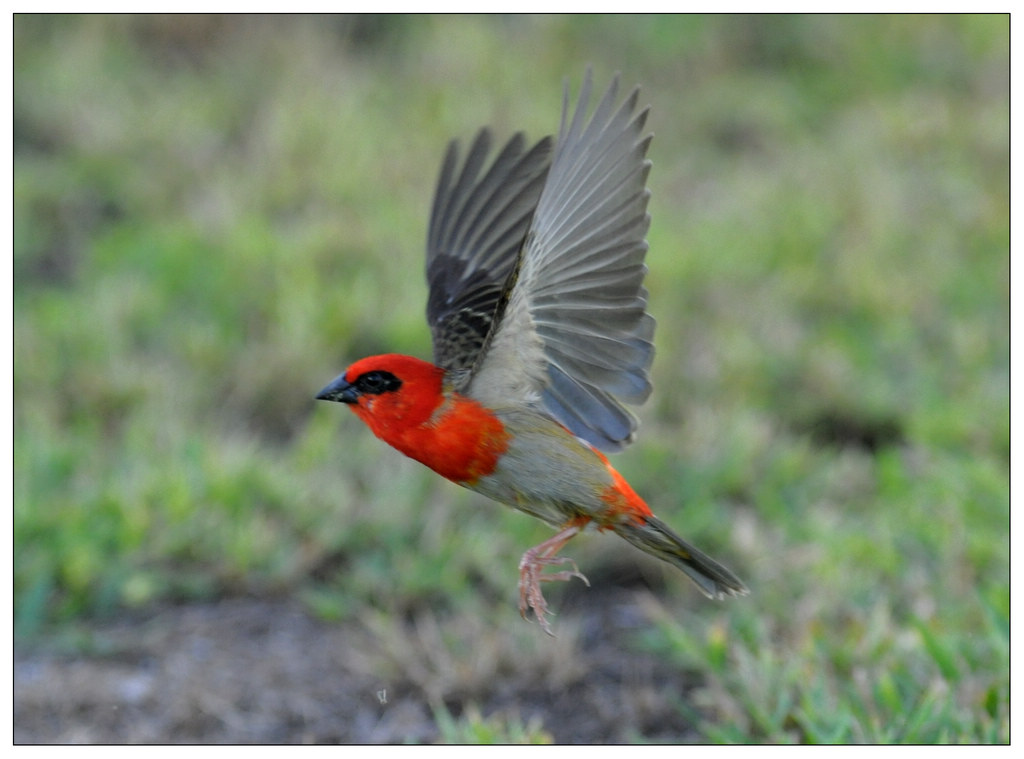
[{"left": 316, "top": 70, "right": 748, "bottom": 635}]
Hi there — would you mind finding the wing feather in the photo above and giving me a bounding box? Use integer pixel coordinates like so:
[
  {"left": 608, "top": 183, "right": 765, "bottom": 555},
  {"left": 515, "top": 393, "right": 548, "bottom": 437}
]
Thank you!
[
  {"left": 466, "top": 70, "right": 656, "bottom": 451},
  {"left": 425, "top": 130, "right": 553, "bottom": 377}
]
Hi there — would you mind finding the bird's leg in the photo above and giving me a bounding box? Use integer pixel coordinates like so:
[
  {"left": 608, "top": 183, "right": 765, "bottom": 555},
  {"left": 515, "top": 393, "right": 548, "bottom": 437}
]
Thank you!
[{"left": 518, "top": 521, "right": 591, "bottom": 635}]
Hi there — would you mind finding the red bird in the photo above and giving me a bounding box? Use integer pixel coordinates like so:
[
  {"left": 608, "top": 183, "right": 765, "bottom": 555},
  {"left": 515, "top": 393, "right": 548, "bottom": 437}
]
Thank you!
[{"left": 317, "top": 71, "right": 748, "bottom": 634}]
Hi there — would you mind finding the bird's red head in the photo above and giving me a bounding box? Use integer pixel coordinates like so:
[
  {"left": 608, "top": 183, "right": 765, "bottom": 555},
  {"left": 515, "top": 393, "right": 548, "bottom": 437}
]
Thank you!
[{"left": 316, "top": 354, "right": 446, "bottom": 440}]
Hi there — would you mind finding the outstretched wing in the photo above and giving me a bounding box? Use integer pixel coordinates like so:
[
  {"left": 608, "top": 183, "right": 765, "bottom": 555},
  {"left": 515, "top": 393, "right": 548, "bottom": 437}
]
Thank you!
[
  {"left": 425, "top": 128, "right": 553, "bottom": 379},
  {"left": 466, "top": 71, "right": 655, "bottom": 452}
]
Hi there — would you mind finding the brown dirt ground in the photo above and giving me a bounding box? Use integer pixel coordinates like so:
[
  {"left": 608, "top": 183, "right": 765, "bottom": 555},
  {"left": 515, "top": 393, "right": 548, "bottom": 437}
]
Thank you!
[{"left": 14, "top": 584, "right": 708, "bottom": 744}]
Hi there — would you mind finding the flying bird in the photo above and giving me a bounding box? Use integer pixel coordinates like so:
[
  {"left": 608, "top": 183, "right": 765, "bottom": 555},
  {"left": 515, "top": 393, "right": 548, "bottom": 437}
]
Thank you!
[{"left": 317, "top": 71, "right": 748, "bottom": 634}]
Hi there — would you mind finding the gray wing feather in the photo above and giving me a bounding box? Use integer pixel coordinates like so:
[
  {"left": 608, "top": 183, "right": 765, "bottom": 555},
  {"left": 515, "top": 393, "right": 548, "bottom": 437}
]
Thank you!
[{"left": 467, "top": 70, "right": 655, "bottom": 452}]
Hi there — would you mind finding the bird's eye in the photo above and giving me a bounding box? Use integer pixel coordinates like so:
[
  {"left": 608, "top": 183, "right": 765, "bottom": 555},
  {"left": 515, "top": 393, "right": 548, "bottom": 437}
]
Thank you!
[{"left": 356, "top": 370, "right": 401, "bottom": 394}]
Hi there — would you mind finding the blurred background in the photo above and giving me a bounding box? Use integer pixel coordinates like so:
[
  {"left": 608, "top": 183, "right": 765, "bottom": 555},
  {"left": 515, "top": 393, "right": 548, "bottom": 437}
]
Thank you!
[{"left": 13, "top": 14, "right": 1007, "bottom": 743}]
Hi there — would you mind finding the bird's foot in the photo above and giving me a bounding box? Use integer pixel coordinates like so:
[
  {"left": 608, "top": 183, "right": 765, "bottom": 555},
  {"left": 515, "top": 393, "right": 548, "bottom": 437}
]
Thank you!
[{"left": 517, "top": 524, "right": 590, "bottom": 636}]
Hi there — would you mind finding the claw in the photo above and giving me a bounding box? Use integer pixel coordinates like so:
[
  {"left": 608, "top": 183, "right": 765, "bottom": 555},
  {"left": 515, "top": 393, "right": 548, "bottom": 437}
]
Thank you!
[{"left": 516, "top": 522, "right": 589, "bottom": 635}]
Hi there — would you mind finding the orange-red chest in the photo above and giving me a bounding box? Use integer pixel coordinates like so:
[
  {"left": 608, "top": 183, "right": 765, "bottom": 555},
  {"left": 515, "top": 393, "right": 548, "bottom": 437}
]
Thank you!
[{"left": 356, "top": 392, "right": 511, "bottom": 484}]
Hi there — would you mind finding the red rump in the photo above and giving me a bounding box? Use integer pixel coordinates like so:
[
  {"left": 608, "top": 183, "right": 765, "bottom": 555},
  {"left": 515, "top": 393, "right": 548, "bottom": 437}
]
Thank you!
[{"left": 594, "top": 449, "right": 653, "bottom": 525}]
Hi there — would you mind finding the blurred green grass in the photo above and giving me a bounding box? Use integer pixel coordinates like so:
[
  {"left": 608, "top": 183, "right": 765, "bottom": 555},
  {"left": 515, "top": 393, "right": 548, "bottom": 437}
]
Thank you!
[{"left": 14, "top": 14, "right": 1007, "bottom": 743}]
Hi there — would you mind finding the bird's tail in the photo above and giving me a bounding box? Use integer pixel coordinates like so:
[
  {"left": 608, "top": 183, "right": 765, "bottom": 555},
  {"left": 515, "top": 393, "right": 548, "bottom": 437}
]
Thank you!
[{"left": 614, "top": 514, "right": 749, "bottom": 599}]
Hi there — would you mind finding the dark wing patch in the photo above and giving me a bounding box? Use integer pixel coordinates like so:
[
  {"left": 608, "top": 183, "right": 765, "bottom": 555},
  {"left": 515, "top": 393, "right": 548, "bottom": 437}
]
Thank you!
[{"left": 425, "top": 129, "right": 552, "bottom": 379}]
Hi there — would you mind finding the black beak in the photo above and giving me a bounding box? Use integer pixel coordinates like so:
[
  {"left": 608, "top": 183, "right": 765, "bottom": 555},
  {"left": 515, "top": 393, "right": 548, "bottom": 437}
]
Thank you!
[{"left": 316, "top": 373, "right": 360, "bottom": 404}]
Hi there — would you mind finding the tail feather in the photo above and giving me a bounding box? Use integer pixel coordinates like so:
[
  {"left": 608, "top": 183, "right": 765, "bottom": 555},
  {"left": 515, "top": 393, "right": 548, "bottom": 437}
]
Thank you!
[{"left": 615, "top": 515, "right": 749, "bottom": 599}]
